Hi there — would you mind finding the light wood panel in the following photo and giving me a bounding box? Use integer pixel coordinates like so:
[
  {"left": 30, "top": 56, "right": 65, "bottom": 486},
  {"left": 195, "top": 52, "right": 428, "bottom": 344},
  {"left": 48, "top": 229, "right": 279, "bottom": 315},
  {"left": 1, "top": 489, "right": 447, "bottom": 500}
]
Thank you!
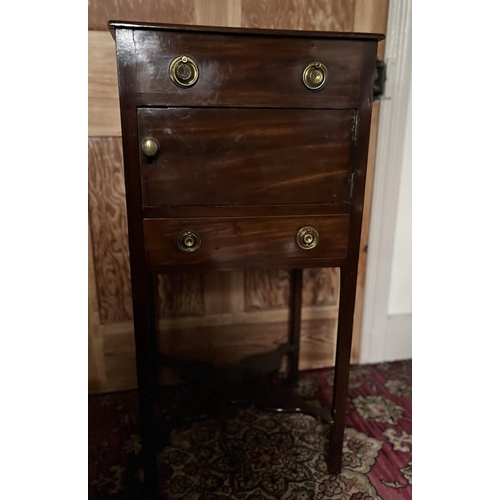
[
  {"left": 194, "top": 0, "right": 241, "bottom": 27},
  {"left": 157, "top": 274, "right": 206, "bottom": 318},
  {"left": 88, "top": 31, "right": 121, "bottom": 137},
  {"left": 203, "top": 271, "right": 245, "bottom": 315},
  {"left": 244, "top": 268, "right": 339, "bottom": 311},
  {"left": 101, "top": 314, "right": 350, "bottom": 392},
  {"left": 303, "top": 268, "right": 339, "bottom": 307},
  {"left": 354, "top": 0, "right": 389, "bottom": 58},
  {"left": 245, "top": 270, "right": 290, "bottom": 311},
  {"left": 88, "top": 0, "right": 195, "bottom": 31},
  {"left": 102, "top": 305, "right": 337, "bottom": 334},
  {"left": 88, "top": 138, "right": 133, "bottom": 324},
  {"left": 241, "top": 0, "right": 354, "bottom": 31}
]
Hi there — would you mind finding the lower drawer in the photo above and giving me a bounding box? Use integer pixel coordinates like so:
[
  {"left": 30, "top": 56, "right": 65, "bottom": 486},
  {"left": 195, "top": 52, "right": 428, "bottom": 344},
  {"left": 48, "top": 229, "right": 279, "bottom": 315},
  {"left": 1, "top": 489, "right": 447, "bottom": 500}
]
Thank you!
[{"left": 143, "top": 215, "right": 349, "bottom": 268}]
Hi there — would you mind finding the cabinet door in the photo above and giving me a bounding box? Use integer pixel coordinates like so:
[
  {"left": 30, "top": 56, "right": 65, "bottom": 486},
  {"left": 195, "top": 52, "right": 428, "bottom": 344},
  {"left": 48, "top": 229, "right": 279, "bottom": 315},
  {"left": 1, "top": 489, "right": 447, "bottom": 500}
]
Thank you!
[{"left": 138, "top": 107, "right": 355, "bottom": 207}]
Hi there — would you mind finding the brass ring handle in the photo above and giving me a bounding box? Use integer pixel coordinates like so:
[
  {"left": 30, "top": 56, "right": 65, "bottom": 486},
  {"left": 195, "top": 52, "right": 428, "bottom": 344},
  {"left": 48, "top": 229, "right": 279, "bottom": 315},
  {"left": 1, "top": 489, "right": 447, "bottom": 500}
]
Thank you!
[
  {"left": 296, "top": 226, "right": 319, "bottom": 250},
  {"left": 302, "top": 62, "right": 328, "bottom": 91},
  {"left": 177, "top": 229, "right": 202, "bottom": 253},
  {"left": 169, "top": 55, "right": 199, "bottom": 88},
  {"left": 141, "top": 138, "right": 159, "bottom": 157}
]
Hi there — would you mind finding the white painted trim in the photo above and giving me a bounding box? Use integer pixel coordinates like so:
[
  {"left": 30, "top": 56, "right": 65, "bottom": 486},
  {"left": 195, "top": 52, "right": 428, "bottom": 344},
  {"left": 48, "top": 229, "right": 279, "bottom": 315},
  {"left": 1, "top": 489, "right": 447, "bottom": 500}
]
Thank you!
[
  {"left": 359, "top": 0, "right": 412, "bottom": 363},
  {"left": 383, "top": 313, "right": 412, "bottom": 362}
]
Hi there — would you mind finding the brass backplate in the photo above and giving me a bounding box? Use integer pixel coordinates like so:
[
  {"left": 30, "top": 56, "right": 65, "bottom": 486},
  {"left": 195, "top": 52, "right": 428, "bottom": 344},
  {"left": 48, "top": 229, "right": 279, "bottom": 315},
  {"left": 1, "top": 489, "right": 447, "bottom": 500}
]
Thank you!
[
  {"left": 177, "top": 229, "right": 202, "bottom": 253},
  {"left": 302, "top": 62, "right": 328, "bottom": 92},
  {"left": 296, "top": 226, "right": 319, "bottom": 250},
  {"left": 169, "top": 55, "right": 199, "bottom": 88}
]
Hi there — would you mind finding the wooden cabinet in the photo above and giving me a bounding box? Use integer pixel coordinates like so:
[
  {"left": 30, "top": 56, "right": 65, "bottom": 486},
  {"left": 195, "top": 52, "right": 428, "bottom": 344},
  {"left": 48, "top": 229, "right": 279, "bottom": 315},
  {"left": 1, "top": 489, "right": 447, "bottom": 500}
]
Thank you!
[
  {"left": 109, "top": 19, "right": 382, "bottom": 495},
  {"left": 88, "top": 0, "right": 389, "bottom": 409}
]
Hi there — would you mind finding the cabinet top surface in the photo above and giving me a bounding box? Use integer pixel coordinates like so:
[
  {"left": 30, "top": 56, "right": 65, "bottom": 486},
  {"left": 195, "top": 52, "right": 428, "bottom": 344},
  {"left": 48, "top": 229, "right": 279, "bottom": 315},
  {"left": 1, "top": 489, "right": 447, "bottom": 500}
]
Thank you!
[{"left": 108, "top": 20, "right": 384, "bottom": 42}]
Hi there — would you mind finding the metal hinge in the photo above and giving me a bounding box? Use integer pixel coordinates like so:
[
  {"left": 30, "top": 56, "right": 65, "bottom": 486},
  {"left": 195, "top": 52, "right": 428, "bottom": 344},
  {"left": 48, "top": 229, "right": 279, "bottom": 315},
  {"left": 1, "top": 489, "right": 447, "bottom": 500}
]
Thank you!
[
  {"left": 349, "top": 172, "right": 355, "bottom": 199},
  {"left": 352, "top": 113, "right": 359, "bottom": 145},
  {"left": 373, "top": 59, "right": 387, "bottom": 100}
]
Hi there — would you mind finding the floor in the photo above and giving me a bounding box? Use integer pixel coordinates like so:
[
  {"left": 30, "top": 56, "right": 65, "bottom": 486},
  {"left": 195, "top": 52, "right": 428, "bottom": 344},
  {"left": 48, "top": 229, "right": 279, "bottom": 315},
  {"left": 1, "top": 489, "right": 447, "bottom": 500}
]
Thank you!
[{"left": 89, "top": 359, "right": 412, "bottom": 499}]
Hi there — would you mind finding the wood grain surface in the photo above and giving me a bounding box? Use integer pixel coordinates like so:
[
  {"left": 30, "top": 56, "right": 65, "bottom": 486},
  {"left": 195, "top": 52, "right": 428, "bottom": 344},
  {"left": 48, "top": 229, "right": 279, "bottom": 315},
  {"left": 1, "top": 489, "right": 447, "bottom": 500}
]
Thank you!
[
  {"left": 88, "top": 0, "right": 195, "bottom": 31},
  {"left": 245, "top": 269, "right": 290, "bottom": 311},
  {"left": 241, "top": 0, "right": 354, "bottom": 31},
  {"left": 354, "top": 0, "right": 389, "bottom": 58},
  {"left": 130, "top": 30, "right": 365, "bottom": 109},
  {"left": 157, "top": 273, "right": 206, "bottom": 318},
  {"left": 203, "top": 271, "right": 245, "bottom": 315},
  {"left": 88, "top": 31, "right": 121, "bottom": 137},
  {"left": 194, "top": 0, "right": 241, "bottom": 27},
  {"left": 102, "top": 304, "right": 337, "bottom": 335},
  {"left": 88, "top": 138, "right": 133, "bottom": 323},
  {"left": 244, "top": 268, "right": 339, "bottom": 311},
  {"left": 101, "top": 313, "right": 347, "bottom": 392},
  {"left": 303, "top": 268, "right": 339, "bottom": 307},
  {"left": 138, "top": 107, "right": 355, "bottom": 206},
  {"left": 143, "top": 215, "right": 349, "bottom": 268}
]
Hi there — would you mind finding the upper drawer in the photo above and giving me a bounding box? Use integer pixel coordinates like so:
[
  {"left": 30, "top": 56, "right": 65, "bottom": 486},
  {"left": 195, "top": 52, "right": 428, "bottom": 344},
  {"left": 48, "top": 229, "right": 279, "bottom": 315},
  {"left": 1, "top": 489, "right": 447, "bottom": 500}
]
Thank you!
[
  {"left": 138, "top": 107, "right": 355, "bottom": 207},
  {"left": 131, "top": 30, "right": 365, "bottom": 108}
]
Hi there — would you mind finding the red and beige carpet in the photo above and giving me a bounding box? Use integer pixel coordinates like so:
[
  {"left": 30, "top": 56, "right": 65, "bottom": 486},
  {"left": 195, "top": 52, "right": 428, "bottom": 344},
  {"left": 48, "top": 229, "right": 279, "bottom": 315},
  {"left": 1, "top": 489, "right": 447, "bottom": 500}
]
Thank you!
[{"left": 89, "top": 359, "right": 412, "bottom": 499}]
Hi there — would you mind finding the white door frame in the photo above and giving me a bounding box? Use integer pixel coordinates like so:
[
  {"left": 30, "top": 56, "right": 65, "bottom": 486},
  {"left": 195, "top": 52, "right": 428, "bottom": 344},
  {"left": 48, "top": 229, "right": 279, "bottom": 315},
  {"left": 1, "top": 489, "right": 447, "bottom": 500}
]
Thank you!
[{"left": 359, "top": 0, "right": 412, "bottom": 363}]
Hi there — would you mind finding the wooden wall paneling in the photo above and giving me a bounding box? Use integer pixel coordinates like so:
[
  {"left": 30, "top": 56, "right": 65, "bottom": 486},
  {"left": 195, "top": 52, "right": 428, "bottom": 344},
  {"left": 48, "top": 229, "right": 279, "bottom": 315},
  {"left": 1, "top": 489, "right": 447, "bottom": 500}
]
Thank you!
[
  {"left": 241, "top": 0, "right": 354, "bottom": 31},
  {"left": 353, "top": 0, "right": 389, "bottom": 58},
  {"left": 244, "top": 269, "right": 290, "bottom": 311},
  {"left": 203, "top": 271, "right": 245, "bottom": 315},
  {"left": 244, "top": 268, "right": 339, "bottom": 310},
  {"left": 299, "top": 318, "right": 337, "bottom": 369},
  {"left": 89, "top": 222, "right": 106, "bottom": 393},
  {"left": 104, "top": 351, "right": 138, "bottom": 392},
  {"left": 101, "top": 313, "right": 344, "bottom": 392},
  {"left": 102, "top": 304, "right": 336, "bottom": 337},
  {"left": 88, "top": 31, "right": 121, "bottom": 137},
  {"left": 159, "top": 321, "right": 288, "bottom": 365},
  {"left": 88, "top": 0, "right": 196, "bottom": 31},
  {"left": 194, "top": 0, "right": 242, "bottom": 27},
  {"left": 303, "top": 268, "right": 339, "bottom": 307},
  {"left": 157, "top": 273, "right": 206, "bottom": 318},
  {"left": 88, "top": 138, "right": 133, "bottom": 324}
]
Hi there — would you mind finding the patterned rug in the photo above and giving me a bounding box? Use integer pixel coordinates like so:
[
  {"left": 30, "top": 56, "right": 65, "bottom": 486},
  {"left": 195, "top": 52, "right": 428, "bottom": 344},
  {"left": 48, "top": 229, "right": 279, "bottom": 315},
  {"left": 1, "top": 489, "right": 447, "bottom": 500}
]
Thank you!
[{"left": 89, "top": 360, "right": 412, "bottom": 499}]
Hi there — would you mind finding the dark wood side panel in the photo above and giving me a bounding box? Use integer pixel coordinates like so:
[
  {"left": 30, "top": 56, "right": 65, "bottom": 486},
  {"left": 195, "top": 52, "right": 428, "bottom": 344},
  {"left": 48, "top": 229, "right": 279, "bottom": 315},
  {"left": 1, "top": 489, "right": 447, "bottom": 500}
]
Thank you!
[
  {"left": 130, "top": 30, "right": 365, "bottom": 109},
  {"left": 143, "top": 215, "right": 349, "bottom": 267},
  {"left": 138, "top": 107, "right": 355, "bottom": 206}
]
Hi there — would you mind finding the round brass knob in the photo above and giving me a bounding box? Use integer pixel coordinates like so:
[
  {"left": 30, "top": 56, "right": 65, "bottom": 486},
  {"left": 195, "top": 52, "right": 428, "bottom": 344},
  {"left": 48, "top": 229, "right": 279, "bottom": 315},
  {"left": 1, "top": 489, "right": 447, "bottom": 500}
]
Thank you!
[
  {"left": 169, "top": 55, "right": 199, "bottom": 88},
  {"left": 302, "top": 62, "right": 328, "bottom": 91},
  {"left": 296, "top": 226, "right": 319, "bottom": 250},
  {"left": 141, "top": 138, "right": 159, "bottom": 157},
  {"left": 177, "top": 229, "right": 201, "bottom": 253}
]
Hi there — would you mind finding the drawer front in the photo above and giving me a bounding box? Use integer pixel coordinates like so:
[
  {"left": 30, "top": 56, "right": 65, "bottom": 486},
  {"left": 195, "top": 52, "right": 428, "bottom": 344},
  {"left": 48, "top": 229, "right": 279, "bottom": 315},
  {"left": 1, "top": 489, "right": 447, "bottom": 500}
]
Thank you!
[
  {"left": 138, "top": 108, "right": 355, "bottom": 207},
  {"left": 143, "top": 215, "right": 349, "bottom": 267},
  {"left": 132, "top": 30, "right": 365, "bottom": 109}
]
